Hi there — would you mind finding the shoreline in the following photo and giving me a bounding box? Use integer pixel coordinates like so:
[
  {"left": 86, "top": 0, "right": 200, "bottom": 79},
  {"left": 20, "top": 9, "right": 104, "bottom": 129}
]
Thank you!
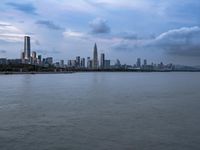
[{"left": 0, "top": 70, "right": 200, "bottom": 75}]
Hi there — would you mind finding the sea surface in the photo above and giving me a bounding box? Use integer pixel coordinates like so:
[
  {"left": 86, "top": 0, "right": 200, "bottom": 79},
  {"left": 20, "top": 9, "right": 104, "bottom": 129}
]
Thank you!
[{"left": 0, "top": 72, "right": 200, "bottom": 150}]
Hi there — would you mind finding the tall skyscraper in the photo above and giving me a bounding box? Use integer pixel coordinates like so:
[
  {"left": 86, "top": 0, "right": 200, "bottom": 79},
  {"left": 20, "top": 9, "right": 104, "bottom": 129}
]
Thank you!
[
  {"left": 24, "top": 36, "right": 31, "bottom": 60},
  {"left": 137, "top": 58, "right": 141, "bottom": 68},
  {"left": 93, "top": 43, "right": 98, "bottom": 69},
  {"left": 100, "top": 53, "right": 105, "bottom": 69},
  {"left": 76, "top": 56, "right": 80, "bottom": 67}
]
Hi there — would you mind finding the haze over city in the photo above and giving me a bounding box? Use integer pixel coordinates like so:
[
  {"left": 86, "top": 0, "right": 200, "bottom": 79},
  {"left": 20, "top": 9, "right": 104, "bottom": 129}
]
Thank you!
[{"left": 0, "top": 0, "right": 200, "bottom": 65}]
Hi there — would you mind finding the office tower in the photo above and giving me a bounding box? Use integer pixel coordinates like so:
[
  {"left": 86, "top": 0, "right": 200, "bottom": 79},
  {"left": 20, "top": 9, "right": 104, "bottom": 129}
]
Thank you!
[
  {"left": 100, "top": 53, "right": 105, "bottom": 69},
  {"left": 143, "top": 59, "right": 147, "bottom": 66},
  {"left": 46, "top": 57, "right": 53, "bottom": 65},
  {"left": 87, "top": 57, "right": 91, "bottom": 69},
  {"left": 81, "top": 58, "right": 85, "bottom": 68},
  {"left": 24, "top": 36, "right": 31, "bottom": 60},
  {"left": 136, "top": 58, "right": 141, "bottom": 68},
  {"left": 105, "top": 60, "right": 111, "bottom": 69},
  {"left": 60, "top": 60, "right": 64, "bottom": 67},
  {"left": 21, "top": 52, "right": 24, "bottom": 60},
  {"left": 76, "top": 56, "right": 80, "bottom": 67},
  {"left": 32, "top": 51, "right": 37, "bottom": 59},
  {"left": 38, "top": 55, "right": 42, "bottom": 61},
  {"left": 93, "top": 43, "right": 98, "bottom": 69}
]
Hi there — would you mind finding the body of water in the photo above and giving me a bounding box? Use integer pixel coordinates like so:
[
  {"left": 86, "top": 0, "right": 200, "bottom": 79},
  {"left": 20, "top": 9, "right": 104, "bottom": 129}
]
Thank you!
[{"left": 0, "top": 72, "right": 200, "bottom": 150}]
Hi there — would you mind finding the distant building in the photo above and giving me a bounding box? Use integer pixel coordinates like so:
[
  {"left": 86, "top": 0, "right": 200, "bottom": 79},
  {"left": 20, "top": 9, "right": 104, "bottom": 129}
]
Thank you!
[
  {"left": 105, "top": 60, "right": 111, "bottom": 69},
  {"left": 87, "top": 57, "right": 92, "bottom": 69},
  {"left": 0, "top": 58, "right": 7, "bottom": 65},
  {"left": 115, "top": 59, "right": 121, "bottom": 68},
  {"left": 32, "top": 51, "right": 37, "bottom": 59},
  {"left": 32, "top": 51, "right": 37, "bottom": 64},
  {"left": 143, "top": 59, "right": 147, "bottom": 66},
  {"left": 76, "top": 56, "right": 80, "bottom": 67},
  {"left": 46, "top": 57, "right": 53, "bottom": 65},
  {"left": 81, "top": 58, "right": 85, "bottom": 68},
  {"left": 24, "top": 36, "right": 31, "bottom": 60},
  {"left": 93, "top": 43, "right": 98, "bottom": 69},
  {"left": 68, "top": 60, "right": 76, "bottom": 67},
  {"left": 37, "top": 55, "right": 42, "bottom": 64},
  {"left": 100, "top": 53, "right": 105, "bottom": 69},
  {"left": 136, "top": 58, "right": 141, "bottom": 68},
  {"left": 60, "top": 60, "right": 64, "bottom": 67},
  {"left": 21, "top": 52, "right": 25, "bottom": 60}
]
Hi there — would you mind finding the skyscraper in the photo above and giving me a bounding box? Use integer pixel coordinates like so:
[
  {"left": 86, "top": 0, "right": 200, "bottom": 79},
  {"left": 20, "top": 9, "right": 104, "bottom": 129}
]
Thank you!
[
  {"left": 76, "top": 56, "right": 80, "bottom": 67},
  {"left": 24, "top": 36, "right": 31, "bottom": 60},
  {"left": 93, "top": 43, "right": 98, "bottom": 69},
  {"left": 136, "top": 58, "right": 141, "bottom": 68},
  {"left": 81, "top": 58, "right": 85, "bottom": 68},
  {"left": 100, "top": 53, "right": 105, "bottom": 69}
]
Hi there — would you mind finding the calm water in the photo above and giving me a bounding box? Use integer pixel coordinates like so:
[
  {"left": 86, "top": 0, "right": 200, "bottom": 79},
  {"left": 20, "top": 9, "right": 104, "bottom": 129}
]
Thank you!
[{"left": 0, "top": 72, "right": 200, "bottom": 150}]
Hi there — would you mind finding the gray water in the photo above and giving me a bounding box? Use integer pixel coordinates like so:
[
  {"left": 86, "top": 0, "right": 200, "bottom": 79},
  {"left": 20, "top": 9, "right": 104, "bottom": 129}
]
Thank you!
[{"left": 0, "top": 72, "right": 200, "bottom": 150}]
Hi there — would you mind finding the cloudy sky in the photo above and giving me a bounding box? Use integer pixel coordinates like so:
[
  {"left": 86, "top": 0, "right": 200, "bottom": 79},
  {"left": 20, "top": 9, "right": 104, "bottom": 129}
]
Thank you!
[{"left": 0, "top": 0, "right": 200, "bottom": 65}]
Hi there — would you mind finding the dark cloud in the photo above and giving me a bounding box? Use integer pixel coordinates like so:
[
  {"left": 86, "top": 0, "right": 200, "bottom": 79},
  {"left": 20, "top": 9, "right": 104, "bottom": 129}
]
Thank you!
[
  {"left": 112, "top": 26, "right": 200, "bottom": 57},
  {"left": 153, "top": 26, "right": 200, "bottom": 56},
  {"left": 6, "top": 2, "right": 37, "bottom": 15},
  {"left": 0, "top": 50, "right": 6, "bottom": 54},
  {"left": 36, "top": 20, "right": 63, "bottom": 30},
  {"left": 89, "top": 18, "right": 110, "bottom": 34}
]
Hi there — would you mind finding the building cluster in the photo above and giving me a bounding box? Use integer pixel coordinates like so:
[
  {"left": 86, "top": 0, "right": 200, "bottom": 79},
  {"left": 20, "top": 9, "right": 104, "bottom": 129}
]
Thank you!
[
  {"left": 67, "top": 43, "right": 112, "bottom": 69},
  {"left": 0, "top": 35, "right": 175, "bottom": 71}
]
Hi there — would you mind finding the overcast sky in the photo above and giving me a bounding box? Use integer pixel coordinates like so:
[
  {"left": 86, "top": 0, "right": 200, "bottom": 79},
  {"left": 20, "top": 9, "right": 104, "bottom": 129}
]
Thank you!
[{"left": 0, "top": 0, "right": 200, "bottom": 65}]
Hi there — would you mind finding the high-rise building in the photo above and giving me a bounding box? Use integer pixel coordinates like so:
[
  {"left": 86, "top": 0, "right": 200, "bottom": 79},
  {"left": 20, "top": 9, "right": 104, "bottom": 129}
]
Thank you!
[
  {"left": 21, "top": 52, "right": 24, "bottom": 60},
  {"left": 32, "top": 51, "right": 37, "bottom": 59},
  {"left": 100, "top": 53, "right": 105, "bottom": 69},
  {"left": 105, "top": 60, "right": 111, "bottom": 69},
  {"left": 136, "top": 58, "right": 141, "bottom": 68},
  {"left": 46, "top": 57, "right": 53, "bottom": 65},
  {"left": 87, "top": 57, "right": 92, "bottom": 69},
  {"left": 81, "top": 58, "right": 85, "bottom": 68},
  {"left": 24, "top": 36, "right": 31, "bottom": 60},
  {"left": 76, "top": 56, "right": 80, "bottom": 67},
  {"left": 143, "top": 59, "right": 147, "bottom": 66},
  {"left": 60, "top": 60, "right": 64, "bottom": 67},
  {"left": 93, "top": 43, "right": 98, "bottom": 69}
]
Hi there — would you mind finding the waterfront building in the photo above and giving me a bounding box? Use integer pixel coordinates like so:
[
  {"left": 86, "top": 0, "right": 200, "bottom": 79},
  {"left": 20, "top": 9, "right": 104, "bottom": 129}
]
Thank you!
[
  {"left": 24, "top": 36, "right": 31, "bottom": 60},
  {"left": 143, "top": 59, "right": 147, "bottom": 66},
  {"left": 93, "top": 43, "right": 98, "bottom": 69},
  {"left": 46, "top": 57, "right": 53, "bottom": 65},
  {"left": 87, "top": 57, "right": 92, "bottom": 69},
  {"left": 76, "top": 56, "right": 80, "bottom": 67},
  {"left": 105, "top": 60, "right": 111, "bottom": 69},
  {"left": 136, "top": 58, "right": 141, "bottom": 68},
  {"left": 60, "top": 60, "right": 64, "bottom": 68},
  {"left": 100, "top": 53, "right": 105, "bottom": 69},
  {"left": 0, "top": 58, "right": 7, "bottom": 65},
  {"left": 81, "top": 58, "right": 85, "bottom": 68}
]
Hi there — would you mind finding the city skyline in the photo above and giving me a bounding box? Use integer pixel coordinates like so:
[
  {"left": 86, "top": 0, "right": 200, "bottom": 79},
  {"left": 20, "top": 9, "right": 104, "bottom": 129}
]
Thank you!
[{"left": 0, "top": 0, "right": 200, "bottom": 65}]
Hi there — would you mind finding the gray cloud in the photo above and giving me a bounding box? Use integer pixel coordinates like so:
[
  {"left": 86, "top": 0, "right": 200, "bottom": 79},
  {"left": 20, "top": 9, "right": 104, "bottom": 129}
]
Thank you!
[
  {"left": 36, "top": 20, "right": 63, "bottom": 30},
  {"left": 6, "top": 2, "right": 37, "bottom": 15},
  {"left": 152, "top": 26, "right": 200, "bottom": 56},
  {"left": 89, "top": 18, "right": 110, "bottom": 34},
  {"left": 112, "top": 26, "right": 200, "bottom": 57}
]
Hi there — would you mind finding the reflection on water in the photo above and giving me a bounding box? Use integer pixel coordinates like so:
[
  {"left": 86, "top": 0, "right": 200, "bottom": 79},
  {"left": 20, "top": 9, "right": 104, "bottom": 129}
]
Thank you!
[{"left": 0, "top": 72, "right": 200, "bottom": 150}]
